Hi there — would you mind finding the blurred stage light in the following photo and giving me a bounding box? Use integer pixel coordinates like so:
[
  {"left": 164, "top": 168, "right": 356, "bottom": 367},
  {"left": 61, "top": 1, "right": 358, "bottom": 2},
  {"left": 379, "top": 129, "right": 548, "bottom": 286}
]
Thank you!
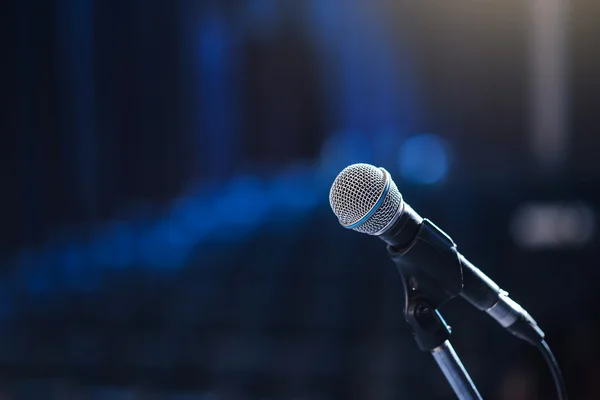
[
  {"left": 398, "top": 134, "right": 449, "bottom": 185},
  {"left": 510, "top": 202, "right": 595, "bottom": 249},
  {"left": 7, "top": 164, "right": 325, "bottom": 295}
]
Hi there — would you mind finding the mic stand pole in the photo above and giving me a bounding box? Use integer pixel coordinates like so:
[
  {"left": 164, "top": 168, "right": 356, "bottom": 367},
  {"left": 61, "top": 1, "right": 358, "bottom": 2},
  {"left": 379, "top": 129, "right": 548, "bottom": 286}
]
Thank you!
[
  {"left": 405, "top": 300, "right": 483, "bottom": 400},
  {"left": 432, "top": 340, "right": 481, "bottom": 399}
]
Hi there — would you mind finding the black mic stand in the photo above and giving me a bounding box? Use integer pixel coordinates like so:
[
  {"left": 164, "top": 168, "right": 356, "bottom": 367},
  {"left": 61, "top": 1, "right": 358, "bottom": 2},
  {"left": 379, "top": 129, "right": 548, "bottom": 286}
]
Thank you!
[{"left": 385, "top": 217, "right": 483, "bottom": 400}]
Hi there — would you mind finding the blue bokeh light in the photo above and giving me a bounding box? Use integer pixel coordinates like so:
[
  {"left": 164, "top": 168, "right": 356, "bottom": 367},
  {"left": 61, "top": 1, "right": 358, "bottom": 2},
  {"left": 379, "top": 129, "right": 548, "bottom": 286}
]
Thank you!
[
  {"left": 7, "top": 163, "right": 326, "bottom": 296},
  {"left": 398, "top": 134, "right": 450, "bottom": 185}
]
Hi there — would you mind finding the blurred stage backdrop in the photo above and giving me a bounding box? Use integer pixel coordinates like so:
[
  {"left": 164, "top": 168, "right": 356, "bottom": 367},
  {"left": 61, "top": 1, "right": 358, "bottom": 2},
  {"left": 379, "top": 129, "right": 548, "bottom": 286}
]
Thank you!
[{"left": 1, "top": 0, "right": 600, "bottom": 398}]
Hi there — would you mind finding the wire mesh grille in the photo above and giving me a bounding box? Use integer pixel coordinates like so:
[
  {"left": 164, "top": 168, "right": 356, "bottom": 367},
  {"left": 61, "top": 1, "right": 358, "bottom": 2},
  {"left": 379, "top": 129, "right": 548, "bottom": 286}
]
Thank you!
[
  {"left": 329, "top": 164, "right": 403, "bottom": 235},
  {"left": 355, "top": 177, "right": 402, "bottom": 234}
]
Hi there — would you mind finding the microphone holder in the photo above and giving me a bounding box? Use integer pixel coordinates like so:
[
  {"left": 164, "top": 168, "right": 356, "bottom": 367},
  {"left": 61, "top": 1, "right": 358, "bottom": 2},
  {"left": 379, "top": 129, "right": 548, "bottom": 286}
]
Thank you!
[{"left": 387, "top": 219, "right": 483, "bottom": 400}]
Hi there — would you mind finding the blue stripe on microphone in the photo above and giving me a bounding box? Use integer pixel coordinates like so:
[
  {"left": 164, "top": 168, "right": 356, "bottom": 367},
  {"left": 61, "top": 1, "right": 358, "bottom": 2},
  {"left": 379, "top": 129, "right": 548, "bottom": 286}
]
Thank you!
[{"left": 345, "top": 178, "right": 390, "bottom": 229}]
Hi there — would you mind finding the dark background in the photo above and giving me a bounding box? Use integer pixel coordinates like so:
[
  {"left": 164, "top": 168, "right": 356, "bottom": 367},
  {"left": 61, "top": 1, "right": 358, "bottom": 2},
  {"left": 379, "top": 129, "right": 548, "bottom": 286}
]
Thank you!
[{"left": 1, "top": 0, "right": 599, "bottom": 398}]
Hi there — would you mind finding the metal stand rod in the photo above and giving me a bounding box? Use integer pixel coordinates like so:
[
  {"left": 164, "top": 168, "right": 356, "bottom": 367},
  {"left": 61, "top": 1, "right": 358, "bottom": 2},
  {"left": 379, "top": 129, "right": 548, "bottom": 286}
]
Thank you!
[{"left": 431, "top": 340, "right": 483, "bottom": 400}]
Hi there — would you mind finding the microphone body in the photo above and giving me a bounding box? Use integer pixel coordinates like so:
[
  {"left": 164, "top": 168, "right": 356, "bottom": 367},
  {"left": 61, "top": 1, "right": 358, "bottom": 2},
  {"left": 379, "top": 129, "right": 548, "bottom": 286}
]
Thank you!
[
  {"left": 329, "top": 164, "right": 544, "bottom": 345},
  {"left": 382, "top": 202, "right": 544, "bottom": 345}
]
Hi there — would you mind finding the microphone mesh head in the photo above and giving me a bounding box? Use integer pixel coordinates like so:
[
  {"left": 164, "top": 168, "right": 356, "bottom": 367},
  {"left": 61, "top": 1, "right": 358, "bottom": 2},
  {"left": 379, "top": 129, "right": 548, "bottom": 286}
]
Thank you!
[{"left": 329, "top": 163, "right": 403, "bottom": 235}]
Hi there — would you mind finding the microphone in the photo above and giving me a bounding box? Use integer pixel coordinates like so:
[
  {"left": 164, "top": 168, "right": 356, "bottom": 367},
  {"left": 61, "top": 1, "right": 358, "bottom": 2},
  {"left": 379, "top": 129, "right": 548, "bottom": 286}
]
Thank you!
[{"left": 329, "top": 163, "right": 545, "bottom": 345}]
